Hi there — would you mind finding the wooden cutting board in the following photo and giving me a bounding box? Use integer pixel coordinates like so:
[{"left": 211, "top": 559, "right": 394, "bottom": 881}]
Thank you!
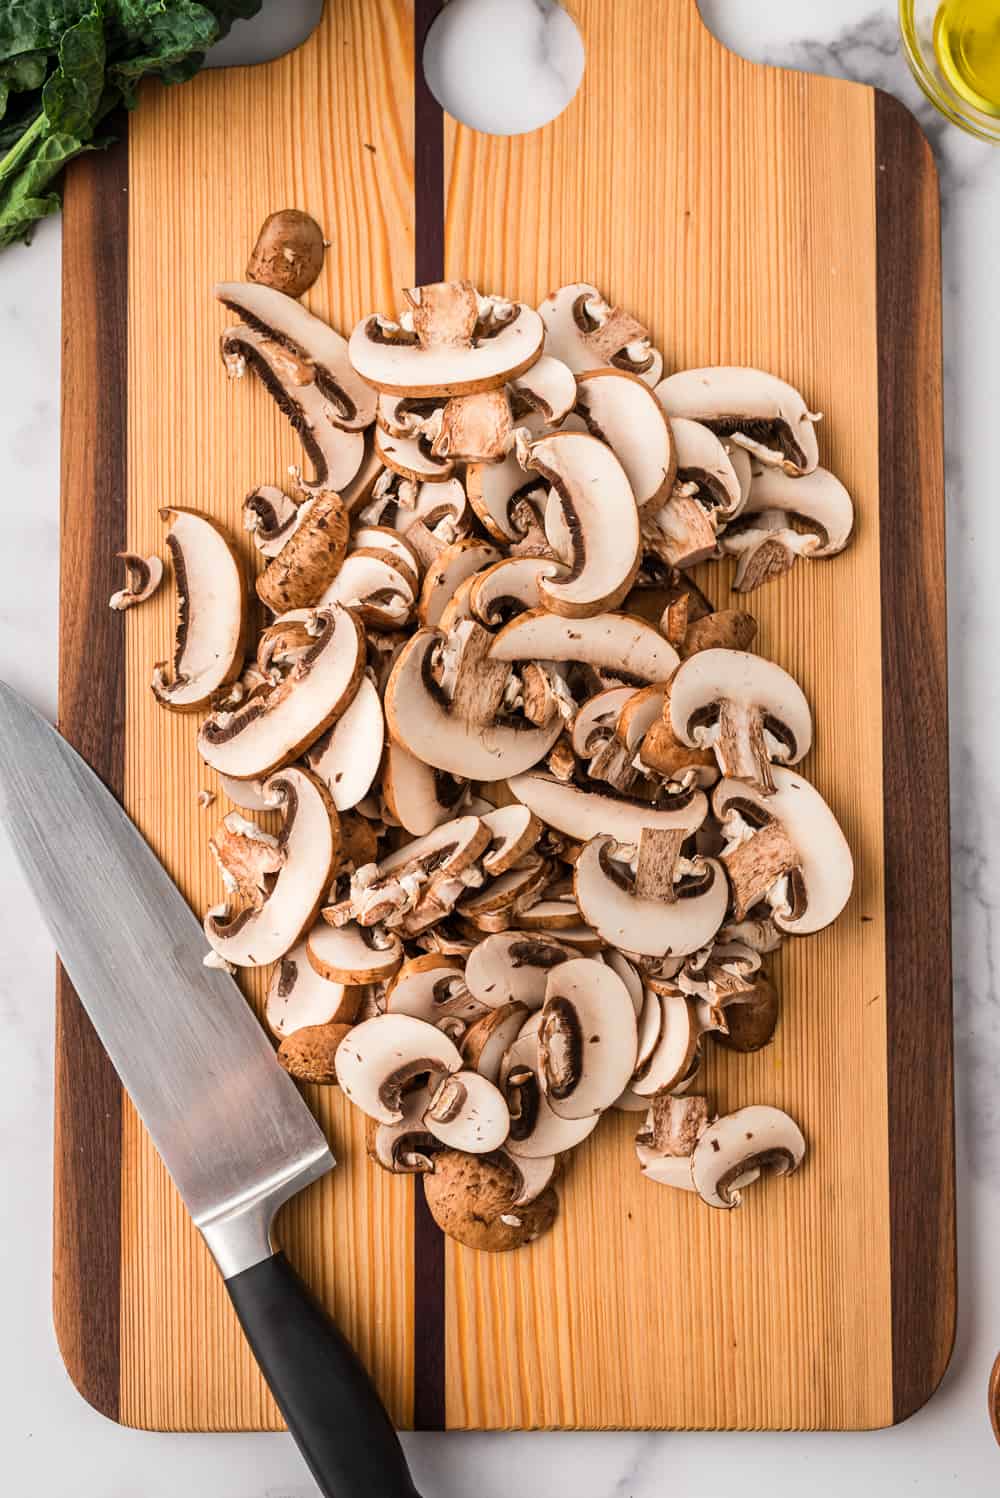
[{"left": 56, "top": 0, "right": 953, "bottom": 1432}]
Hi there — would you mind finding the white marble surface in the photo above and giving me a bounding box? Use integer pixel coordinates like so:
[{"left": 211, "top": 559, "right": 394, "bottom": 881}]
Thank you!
[{"left": 2, "top": 1, "right": 999, "bottom": 1492}]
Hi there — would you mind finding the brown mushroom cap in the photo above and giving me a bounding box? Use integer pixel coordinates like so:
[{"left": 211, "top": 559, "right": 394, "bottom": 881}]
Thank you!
[
  {"left": 246, "top": 210, "right": 326, "bottom": 299},
  {"left": 421, "top": 1149, "right": 559, "bottom": 1251},
  {"left": 277, "top": 1021, "right": 352, "bottom": 1085}
]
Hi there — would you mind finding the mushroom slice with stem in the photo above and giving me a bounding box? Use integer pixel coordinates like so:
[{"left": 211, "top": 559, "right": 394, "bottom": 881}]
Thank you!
[
  {"left": 382, "top": 737, "right": 467, "bottom": 836},
  {"left": 691, "top": 1105, "right": 806, "bottom": 1209},
  {"left": 630, "top": 989, "right": 700, "bottom": 1097},
  {"left": 539, "top": 283, "right": 663, "bottom": 385},
  {"left": 308, "top": 920, "right": 403, "bottom": 985},
  {"left": 422, "top": 1069, "right": 510, "bottom": 1152},
  {"left": 663, "top": 416, "right": 745, "bottom": 519},
  {"left": 385, "top": 626, "right": 562, "bottom": 781},
  {"left": 335, "top": 1013, "right": 463, "bottom": 1124},
  {"left": 713, "top": 767, "right": 854, "bottom": 934},
  {"left": 319, "top": 549, "right": 417, "bottom": 628},
  {"left": 669, "top": 648, "right": 812, "bottom": 796},
  {"left": 265, "top": 935, "right": 364, "bottom": 1037},
  {"left": 110, "top": 552, "right": 163, "bottom": 611},
  {"left": 573, "top": 368, "right": 676, "bottom": 513},
  {"left": 385, "top": 953, "right": 486, "bottom": 1026},
  {"left": 465, "top": 930, "right": 574, "bottom": 1011},
  {"left": 256, "top": 490, "right": 350, "bottom": 613},
  {"left": 466, "top": 428, "right": 550, "bottom": 545},
  {"left": 574, "top": 833, "right": 728, "bottom": 958},
  {"left": 220, "top": 323, "right": 367, "bottom": 494},
  {"left": 375, "top": 424, "right": 456, "bottom": 484},
  {"left": 421, "top": 1148, "right": 559, "bottom": 1251},
  {"left": 243, "top": 486, "right": 302, "bottom": 558},
  {"left": 720, "top": 464, "right": 855, "bottom": 592},
  {"left": 304, "top": 673, "right": 384, "bottom": 811},
  {"left": 500, "top": 1020, "right": 600, "bottom": 1158},
  {"left": 468, "top": 556, "right": 565, "bottom": 628},
  {"left": 461, "top": 1002, "right": 531, "bottom": 1084},
  {"left": 377, "top": 392, "right": 446, "bottom": 439},
  {"left": 641, "top": 490, "right": 720, "bottom": 570},
  {"left": 655, "top": 367, "right": 821, "bottom": 476},
  {"left": 349, "top": 525, "right": 422, "bottom": 583},
  {"left": 152, "top": 508, "right": 248, "bottom": 711},
  {"left": 490, "top": 608, "right": 679, "bottom": 687},
  {"left": 432, "top": 390, "right": 513, "bottom": 463},
  {"left": 516, "top": 430, "right": 640, "bottom": 617},
  {"left": 358, "top": 469, "right": 468, "bottom": 544},
  {"left": 480, "top": 804, "right": 543, "bottom": 876},
  {"left": 509, "top": 773, "right": 708, "bottom": 845},
  {"left": 216, "top": 280, "right": 375, "bottom": 430},
  {"left": 418, "top": 538, "right": 501, "bottom": 628},
  {"left": 509, "top": 354, "right": 578, "bottom": 424},
  {"left": 571, "top": 686, "right": 638, "bottom": 763},
  {"left": 538, "top": 957, "right": 638, "bottom": 1119},
  {"left": 367, "top": 1087, "right": 440, "bottom": 1175},
  {"left": 197, "top": 606, "right": 365, "bottom": 779},
  {"left": 204, "top": 767, "right": 339, "bottom": 969}
]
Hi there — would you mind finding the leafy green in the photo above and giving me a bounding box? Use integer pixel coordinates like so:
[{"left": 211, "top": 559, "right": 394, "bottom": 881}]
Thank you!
[{"left": 0, "top": 0, "right": 263, "bottom": 249}]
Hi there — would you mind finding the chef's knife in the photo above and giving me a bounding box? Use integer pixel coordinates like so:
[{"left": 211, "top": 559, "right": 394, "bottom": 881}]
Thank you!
[{"left": 0, "top": 682, "right": 421, "bottom": 1498}]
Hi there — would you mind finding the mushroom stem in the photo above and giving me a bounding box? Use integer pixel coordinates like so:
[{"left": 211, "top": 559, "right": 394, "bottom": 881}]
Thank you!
[
  {"left": 715, "top": 699, "right": 775, "bottom": 793},
  {"left": 722, "top": 819, "right": 799, "bottom": 920},
  {"left": 634, "top": 827, "right": 686, "bottom": 902}
]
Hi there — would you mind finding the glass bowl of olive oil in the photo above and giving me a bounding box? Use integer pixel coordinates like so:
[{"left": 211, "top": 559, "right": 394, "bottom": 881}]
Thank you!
[{"left": 900, "top": 0, "right": 1000, "bottom": 140}]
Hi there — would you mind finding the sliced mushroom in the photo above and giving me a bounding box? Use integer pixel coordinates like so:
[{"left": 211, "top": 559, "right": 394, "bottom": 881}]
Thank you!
[
  {"left": 349, "top": 525, "right": 422, "bottom": 582},
  {"left": 385, "top": 626, "right": 562, "bottom": 781},
  {"left": 655, "top": 367, "right": 820, "bottom": 476},
  {"left": 574, "top": 835, "right": 728, "bottom": 958},
  {"left": 636, "top": 1152, "right": 698, "bottom": 1191},
  {"left": 539, "top": 283, "right": 663, "bottom": 385},
  {"left": 669, "top": 648, "right": 812, "bottom": 795},
  {"left": 304, "top": 672, "right": 383, "bottom": 810},
  {"left": 349, "top": 286, "right": 545, "bottom": 396},
  {"left": 500, "top": 1018, "right": 600, "bottom": 1158},
  {"left": 461, "top": 1002, "right": 531, "bottom": 1083},
  {"left": 246, "top": 210, "right": 325, "bottom": 299},
  {"left": 374, "top": 424, "right": 456, "bottom": 484},
  {"left": 630, "top": 989, "right": 700, "bottom": 1097},
  {"left": 242, "top": 486, "right": 302, "bottom": 558},
  {"left": 708, "top": 974, "right": 780, "bottom": 1053},
  {"left": 335, "top": 1013, "right": 463, "bottom": 1124},
  {"left": 308, "top": 919, "right": 403, "bottom": 984},
  {"left": 204, "top": 766, "right": 339, "bottom": 968},
  {"left": 109, "top": 552, "right": 163, "bottom": 611},
  {"left": 265, "top": 935, "right": 364, "bottom": 1036},
  {"left": 217, "top": 280, "right": 375, "bottom": 430},
  {"left": 636, "top": 1093, "right": 710, "bottom": 1157},
  {"left": 465, "top": 930, "right": 574, "bottom": 1011},
  {"left": 713, "top": 768, "right": 854, "bottom": 934},
  {"left": 152, "top": 508, "right": 247, "bottom": 711},
  {"left": 421, "top": 1148, "right": 559, "bottom": 1250},
  {"left": 516, "top": 431, "right": 640, "bottom": 617},
  {"left": 466, "top": 431, "right": 550, "bottom": 544},
  {"left": 385, "top": 953, "right": 485, "bottom": 1026},
  {"left": 509, "top": 354, "right": 577, "bottom": 424},
  {"left": 641, "top": 490, "right": 719, "bottom": 570},
  {"left": 570, "top": 686, "right": 638, "bottom": 762},
  {"left": 490, "top": 608, "right": 679, "bottom": 687},
  {"left": 418, "top": 538, "right": 501, "bottom": 628},
  {"left": 358, "top": 469, "right": 468, "bottom": 544},
  {"left": 382, "top": 736, "right": 467, "bottom": 836},
  {"left": 431, "top": 390, "right": 513, "bottom": 463},
  {"left": 376, "top": 392, "right": 446, "bottom": 439},
  {"left": 605, "top": 948, "right": 644, "bottom": 1018},
  {"left": 720, "top": 911, "right": 783, "bottom": 954},
  {"left": 367, "top": 1087, "right": 440, "bottom": 1174},
  {"left": 219, "top": 774, "right": 280, "bottom": 812},
  {"left": 320, "top": 548, "right": 417, "bottom": 628},
  {"left": 256, "top": 490, "right": 350, "bottom": 613},
  {"left": 509, "top": 773, "right": 707, "bottom": 845},
  {"left": 573, "top": 369, "right": 675, "bottom": 512},
  {"left": 665, "top": 416, "right": 745, "bottom": 518},
  {"left": 720, "top": 465, "right": 855, "bottom": 591},
  {"left": 197, "top": 606, "right": 365, "bottom": 779},
  {"left": 479, "top": 804, "right": 543, "bottom": 876},
  {"left": 690, "top": 1105, "right": 806, "bottom": 1208},
  {"left": 538, "top": 958, "right": 638, "bottom": 1119},
  {"left": 458, "top": 859, "right": 549, "bottom": 933},
  {"left": 467, "top": 556, "right": 562, "bottom": 628},
  {"left": 423, "top": 1069, "right": 510, "bottom": 1152}
]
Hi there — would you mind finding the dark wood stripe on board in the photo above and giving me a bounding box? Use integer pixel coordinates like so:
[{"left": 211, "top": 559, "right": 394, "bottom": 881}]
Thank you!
[
  {"left": 411, "top": 0, "right": 448, "bottom": 1433},
  {"left": 874, "top": 90, "right": 956, "bottom": 1425},
  {"left": 53, "top": 126, "right": 129, "bottom": 1422}
]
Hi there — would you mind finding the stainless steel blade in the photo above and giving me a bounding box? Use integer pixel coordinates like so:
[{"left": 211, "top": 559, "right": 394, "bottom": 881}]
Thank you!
[{"left": 0, "top": 682, "right": 333, "bottom": 1274}]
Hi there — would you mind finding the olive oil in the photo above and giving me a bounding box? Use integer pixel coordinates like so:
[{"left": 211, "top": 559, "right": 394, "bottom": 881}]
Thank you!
[{"left": 934, "top": 0, "right": 1000, "bottom": 116}]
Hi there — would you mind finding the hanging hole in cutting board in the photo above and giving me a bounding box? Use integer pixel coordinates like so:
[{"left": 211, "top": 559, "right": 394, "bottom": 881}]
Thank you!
[
  {"left": 423, "top": 0, "right": 585, "bottom": 136},
  {"left": 204, "top": 0, "right": 323, "bottom": 69}
]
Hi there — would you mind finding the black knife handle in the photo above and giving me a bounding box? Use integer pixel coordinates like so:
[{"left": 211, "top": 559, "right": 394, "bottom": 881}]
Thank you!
[{"left": 226, "top": 1252, "right": 422, "bottom": 1498}]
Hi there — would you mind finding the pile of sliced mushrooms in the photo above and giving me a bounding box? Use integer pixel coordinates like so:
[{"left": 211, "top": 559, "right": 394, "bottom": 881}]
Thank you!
[{"left": 115, "top": 212, "right": 856, "bottom": 1252}]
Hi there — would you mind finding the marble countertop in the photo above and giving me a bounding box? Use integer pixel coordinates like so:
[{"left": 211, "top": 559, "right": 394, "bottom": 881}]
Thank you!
[{"left": 2, "top": 1, "right": 998, "bottom": 1492}]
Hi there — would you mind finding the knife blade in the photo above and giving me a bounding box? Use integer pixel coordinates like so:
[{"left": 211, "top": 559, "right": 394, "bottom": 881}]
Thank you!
[{"left": 0, "top": 682, "right": 421, "bottom": 1498}]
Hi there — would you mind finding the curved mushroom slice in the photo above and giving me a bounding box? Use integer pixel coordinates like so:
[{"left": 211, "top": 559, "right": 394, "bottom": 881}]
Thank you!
[
  {"left": 669, "top": 648, "right": 812, "bottom": 796},
  {"left": 197, "top": 606, "right": 365, "bottom": 779},
  {"left": 539, "top": 283, "right": 663, "bottom": 385},
  {"left": 468, "top": 556, "right": 563, "bottom": 628},
  {"left": 720, "top": 465, "right": 855, "bottom": 592},
  {"left": 490, "top": 608, "right": 679, "bottom": 687},
  {"left": 308, "top": 919, "right": 402, "bottom": 984},
  {"left": 243, "top": 486, "right": 302, "bottom": 558},
  {"left": 707, "top": 973, "right": 780, "bottom": 1053},
  {"left": 630, "top": 989, "right": 700, "bottom": 1096},
  {"left": 418, "top": 538, "right": 501, "bottom": 628},
  {"left": 221, "top": 323, "right": 367, "bottom": 494},
  {"left": 728, "top": 443, "right": 754, "bottom": 511},
  {"left": 691, "top": 1105, "right": 806, "bottom": 1209},
  {"left": 509, "top": 354, "right": 578, "bottom": 425},
  {"left": 382, "top": 737, "right": 467, "bottom": 837},
  {"left": 574, "top": 369, "right": 675, "bottom": 513},
  {"left": 220, "top": 774, "right": 280, "bottom": 812},
  {"left": 377, "top": 392, "right": 446, "bottom": 439},
  {"left": 216, "top": 280, "right": 376, "bottom": 431},
  {"left": 461, "top": 1002, "right": 531, "bottom": 1083},
  {"left": 480, "top": 804, "right": 543, "bottom": 876},
  {"left": 498, "top": 1148, "right": 559, "bottom": 1207},
  {"left": 423, "top": 1069, "right": 511, "bottom": 1152},
  {"left": 385, "top": 627, "right": 562, "bottom": 781},
  {"left": 432, "top": 390, "right": 513, "bottom": 463},
  {"left": 571, "top": 686, "right": 638, "bottom": 763},
  {"left": 665, "top": 416, "right": 745, "bottom": 518},
  {"left": 465, "top": 930, "right": 575, "bottom": 1011},
  {"left": 304, "top": 673, "right": 383, "bottom": 810},
  {"left": 320, "top": 548, "right": 417, "bottom": 628},
  {"left": 375, "top": 424, "right": 456, "bottom": 484},
  {"left": 466, "top": 431, "right": 550, "bottom": 545},
  {"left": 349, "top": 288, "right": 545, "bottom": 396},
  {"left": 508, "top": 773, "right": 708, "bottom": 845},
  {"left": 358, "top": 470, "right": 468, "bottom": 544},
  {"left": 616, "top": 683, "right": 667, "bottom": 754},
  {"left": 350, "top": 525, "right": 422, "bottom": 583},
  {"left": 377, "top": 814, "right": 491, "bottom": 883},
  {"left": 204, "top": 767, "right": 339, "bottom": 969},
  {"left": 539, "top": 958, "right": 638, "bottom": 1119},
  {"left": 265, "top": 935, "right": 364, "bottom": 1037},
  {"left": 574, "top": 834, "right": 728, "bottom": 958},
  {"left": 335, "top": 1013, "right": 463, "bottom": 1124},
  {"left": 713, "top": 767, "right": 854, "bottom": 935},
  {"left": 367, "top": 1087, "right": 440, "bottom": 1175},
  {"left": 605, "top": 948, "right": 644, "bottom": 1018},
  {"left": 655, "top": 367, "right": 821, "bottom": 476},
  {"left": 256, "top": 490, "right": 350, "bottom": 614},
  {"left": 500, "top": 1021, "right": 601, "bottom": 1158},
  {"left": 385, "top": 952, "right": 485, "bottom": 1026},
  {"left": 152, "top": 508, "right": 248, "bottom": 711},
  {"left": 517, "top": 892, "right": 585, "bottom": 932},
  {"left": 110, "top": 552, "right": 163, "bottom": 611},
  {"left": 459, "top": 861, "right": 549, "bottom": 934},
  {"left": 517, "top": 431, "right": 640, "bottom": 617}
]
